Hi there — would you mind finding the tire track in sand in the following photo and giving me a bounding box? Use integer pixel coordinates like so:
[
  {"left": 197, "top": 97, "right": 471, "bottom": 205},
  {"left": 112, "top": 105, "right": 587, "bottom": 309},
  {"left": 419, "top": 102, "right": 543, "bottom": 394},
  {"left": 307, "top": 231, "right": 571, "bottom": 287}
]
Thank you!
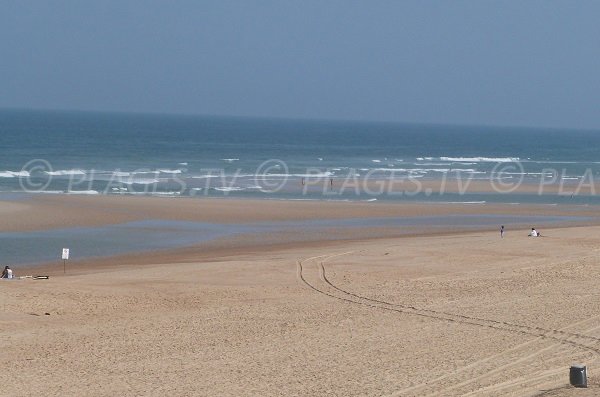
[
  {"left": 298, "top": 253, "right": 600, "bottom": 396},
  {"left": 318, "top": 260, "right": 600, "bottom": 396}
]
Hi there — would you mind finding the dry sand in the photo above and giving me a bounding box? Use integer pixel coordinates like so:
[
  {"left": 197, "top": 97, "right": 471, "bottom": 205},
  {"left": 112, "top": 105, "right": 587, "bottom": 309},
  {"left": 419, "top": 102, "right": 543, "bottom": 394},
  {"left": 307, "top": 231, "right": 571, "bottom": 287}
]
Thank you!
[{"left": 2, "top": 196, "right": 600, "bottom": 396}]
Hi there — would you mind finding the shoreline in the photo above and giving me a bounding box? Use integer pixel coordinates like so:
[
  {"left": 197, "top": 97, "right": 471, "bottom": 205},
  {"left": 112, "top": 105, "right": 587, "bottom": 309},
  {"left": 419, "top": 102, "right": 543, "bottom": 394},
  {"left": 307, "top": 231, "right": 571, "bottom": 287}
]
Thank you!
[
  {"left": 12, "top": 223, "right": 598, "bottom": 277},
  {"left": 3, "top": 193, "right": 599, "bottom": 275}
]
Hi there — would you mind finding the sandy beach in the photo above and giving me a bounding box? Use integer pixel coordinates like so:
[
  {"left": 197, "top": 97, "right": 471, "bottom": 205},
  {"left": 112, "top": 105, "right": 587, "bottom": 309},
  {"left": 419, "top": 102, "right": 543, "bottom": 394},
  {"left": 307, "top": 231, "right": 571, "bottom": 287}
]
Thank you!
[
  {"left": 5, "top": 1, "right": 600, "bottom": 395},
  {"left": 2, "top": 196, "right": 600, "bottom": 396}
]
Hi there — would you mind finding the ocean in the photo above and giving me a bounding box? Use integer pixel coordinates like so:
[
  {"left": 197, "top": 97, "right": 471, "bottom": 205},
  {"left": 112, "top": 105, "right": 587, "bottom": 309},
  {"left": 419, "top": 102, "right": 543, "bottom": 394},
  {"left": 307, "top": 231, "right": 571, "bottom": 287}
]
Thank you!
[
  {"left": 2, "top": 108, "right": 600, "bottom": 204},
  {"left": 4, "top": 109, "right": 600, "bottom": 265}
]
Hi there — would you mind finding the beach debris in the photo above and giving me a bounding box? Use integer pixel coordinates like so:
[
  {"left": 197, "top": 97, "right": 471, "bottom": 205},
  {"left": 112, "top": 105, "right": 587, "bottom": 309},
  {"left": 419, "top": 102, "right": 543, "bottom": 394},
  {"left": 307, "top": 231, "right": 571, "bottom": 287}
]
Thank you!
[{"left": 569, "top": 364, "right": 587, "bottom": 388}]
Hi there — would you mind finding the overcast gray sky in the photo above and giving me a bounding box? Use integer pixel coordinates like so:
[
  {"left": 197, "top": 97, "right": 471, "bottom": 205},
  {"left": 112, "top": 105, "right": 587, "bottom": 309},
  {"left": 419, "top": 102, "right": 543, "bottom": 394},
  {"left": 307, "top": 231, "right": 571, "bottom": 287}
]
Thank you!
[{"left": 1, "top": 1, "right": 599, "bottom": 129}]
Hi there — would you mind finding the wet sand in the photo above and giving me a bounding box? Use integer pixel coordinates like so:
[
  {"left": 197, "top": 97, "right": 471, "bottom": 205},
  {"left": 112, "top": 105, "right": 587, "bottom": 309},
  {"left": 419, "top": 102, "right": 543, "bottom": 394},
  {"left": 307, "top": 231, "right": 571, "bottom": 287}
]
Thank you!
[
  {"left": 1, "top": 194, "right": 599, "bottom": 233},
  {"left": 2, "top": 196, "right": 600, "bottom": 396}
]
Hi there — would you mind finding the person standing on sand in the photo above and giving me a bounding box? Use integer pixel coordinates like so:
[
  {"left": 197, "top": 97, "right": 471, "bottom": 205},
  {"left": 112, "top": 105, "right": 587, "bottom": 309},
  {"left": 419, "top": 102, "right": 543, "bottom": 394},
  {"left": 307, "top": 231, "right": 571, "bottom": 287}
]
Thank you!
[
  {"left": 500, "top": 225, "right": 505, "bottom": 238},
  {"left": 1, "top": 265, "right": 13, "bottom": 279}
]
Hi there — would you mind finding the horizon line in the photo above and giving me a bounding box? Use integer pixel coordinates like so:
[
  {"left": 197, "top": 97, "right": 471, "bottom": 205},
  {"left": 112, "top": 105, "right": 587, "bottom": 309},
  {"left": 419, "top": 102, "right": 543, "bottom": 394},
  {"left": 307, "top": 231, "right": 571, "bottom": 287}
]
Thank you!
[{"left": 1, "top": 105, "right": 599, "bottom": 133}]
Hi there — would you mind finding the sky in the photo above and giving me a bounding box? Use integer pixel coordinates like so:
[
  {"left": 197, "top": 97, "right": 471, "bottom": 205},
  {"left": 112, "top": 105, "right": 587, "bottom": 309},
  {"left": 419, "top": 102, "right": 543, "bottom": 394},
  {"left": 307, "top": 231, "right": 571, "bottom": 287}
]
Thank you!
[{"left": 1, "top": 1, "right": 600, "bottom": 129}]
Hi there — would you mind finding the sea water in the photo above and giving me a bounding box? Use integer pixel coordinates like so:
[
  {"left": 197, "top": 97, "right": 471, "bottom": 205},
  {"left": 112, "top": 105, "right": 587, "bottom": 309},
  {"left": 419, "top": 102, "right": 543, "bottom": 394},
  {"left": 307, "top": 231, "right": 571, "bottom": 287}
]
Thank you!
[
  {"left": 3, "top": 109, "right": 600, "bottom": 265},
  {"left": 2, "top": 108, "right": 600, "bottom": 203},
  {"left": 0, "top": 216, "right": 592, "bottom": 265}
]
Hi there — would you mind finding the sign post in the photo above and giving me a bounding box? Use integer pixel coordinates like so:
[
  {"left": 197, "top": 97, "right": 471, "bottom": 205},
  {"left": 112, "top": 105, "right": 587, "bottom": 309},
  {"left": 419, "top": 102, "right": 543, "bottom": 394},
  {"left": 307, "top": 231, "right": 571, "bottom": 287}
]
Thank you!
[{"left": 62, "top": 248, "right": 70, "bottom": 274}]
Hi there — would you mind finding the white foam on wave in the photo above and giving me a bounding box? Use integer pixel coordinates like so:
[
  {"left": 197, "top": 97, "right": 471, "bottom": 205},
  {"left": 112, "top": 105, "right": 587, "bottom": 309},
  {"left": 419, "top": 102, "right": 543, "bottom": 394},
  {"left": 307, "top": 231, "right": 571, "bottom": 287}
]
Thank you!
[
  {"left": 380, "top": 174, "right": 425, "bottom": 179},
  {"left": 67, "top": 190, "right": 99, "bottom": 195},
  {"left": 416, "top": 157, "right": 433, "bottom": 161},
  {"left": 438, "top": 201, "right": 487, "bottom": 204},
  {"left": 191, "top": 175, "right": 220, "bottom": 179},
  {"left": 158, "top": 169, "right": 182, "bottom": 174},
  {"left": 266, "top": 198, "right": 320, "bottom": 202},
  {"left": 263, "top": 197, "right": 353, "bottom": 203},
  {"left": 45, "top": 169, "right": 86, "bottom": 176},
  {"left": 0, "top": 170, "right": 30, "bottom": 178},
  {"left": 374, "top": 168, "right": 467, "bottom": 173},
  {"left": 178, "top": 162, "right": 188, "bottom": 166},
  {"left": 267, "top": 172, "right": 334, "bottom": 178},
  {"left": 20, "top": 190, "right": 65, "bottom": 194},
  {"left": 221, "top": 158, "right": 239, "bottom": 162},
  {"left": 413, "top": 163, "right": 451, "bottom": 166},
  {"left": 372, "top": 168, "right": 413, "bottom": 172},
  {"left": 118, "top": 191, "right": 180, "bottom": 197},
  {"left": 491, "top": 171, "right": 554, "bottom": 177},
  {"left": 150, "top": 191, "right": 182, "bottom": 196},
  {"left": 213, "top": 187, "right": 244, "bottom": 192},
  {"left": 120, "top": 178, "right": 160, "bottom": 185},
  {"left": 371, "top": 160, "right": 382, "bottom": 163},
  {"left": 440, "top": 157, "right": 519, "bottom": 162},
  {"left": 364, "top": 198, "right": 378, "bottom": 202}
]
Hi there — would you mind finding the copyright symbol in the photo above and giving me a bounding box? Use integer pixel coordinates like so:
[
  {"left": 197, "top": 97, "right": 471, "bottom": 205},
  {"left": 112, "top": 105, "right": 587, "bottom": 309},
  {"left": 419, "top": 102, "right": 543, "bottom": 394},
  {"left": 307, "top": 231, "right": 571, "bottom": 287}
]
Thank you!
[
  {"left": 254, "top": 159, "right": 288, "bottom": 193},
  {"left": 490, "top": 161, "right": 524, "bottom": 194},
  {"left": 19, "top": 159, "right": 53, "bottom": 192}
]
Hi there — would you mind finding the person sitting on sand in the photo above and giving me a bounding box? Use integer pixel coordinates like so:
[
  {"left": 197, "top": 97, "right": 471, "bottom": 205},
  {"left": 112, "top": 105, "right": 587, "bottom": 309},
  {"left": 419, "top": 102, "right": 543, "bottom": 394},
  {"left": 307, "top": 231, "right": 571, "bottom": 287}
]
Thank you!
[
  {"left": 1, "top": 265, "right": 13, "bottom": 279},
  {"left": 528, "top": 228, "right": 540, "bottom": 237}
]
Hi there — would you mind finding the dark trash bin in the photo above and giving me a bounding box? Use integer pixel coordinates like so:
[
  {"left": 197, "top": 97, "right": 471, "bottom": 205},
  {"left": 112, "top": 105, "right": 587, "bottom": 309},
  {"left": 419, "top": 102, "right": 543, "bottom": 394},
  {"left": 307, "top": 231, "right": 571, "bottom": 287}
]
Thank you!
[{"left": 569, "top": 364, "right": 587, "bottom": 388}]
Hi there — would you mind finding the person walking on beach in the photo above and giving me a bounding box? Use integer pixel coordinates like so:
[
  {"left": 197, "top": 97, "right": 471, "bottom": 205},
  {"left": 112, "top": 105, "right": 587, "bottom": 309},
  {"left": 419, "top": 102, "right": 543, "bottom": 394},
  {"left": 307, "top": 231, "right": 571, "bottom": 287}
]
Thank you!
[
  {"left": 500, "top": 225, "right": 505, "bottom": 238},
  {"left": 1, "top": 265, "right": 13, "bottom": 279}
]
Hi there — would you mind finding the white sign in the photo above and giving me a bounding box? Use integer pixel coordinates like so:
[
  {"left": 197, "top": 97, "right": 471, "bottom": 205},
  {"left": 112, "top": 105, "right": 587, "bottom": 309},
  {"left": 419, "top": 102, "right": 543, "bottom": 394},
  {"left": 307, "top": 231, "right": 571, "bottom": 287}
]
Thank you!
[{"left": 62, "top": 248, "right": 70, "bottom": 260}]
